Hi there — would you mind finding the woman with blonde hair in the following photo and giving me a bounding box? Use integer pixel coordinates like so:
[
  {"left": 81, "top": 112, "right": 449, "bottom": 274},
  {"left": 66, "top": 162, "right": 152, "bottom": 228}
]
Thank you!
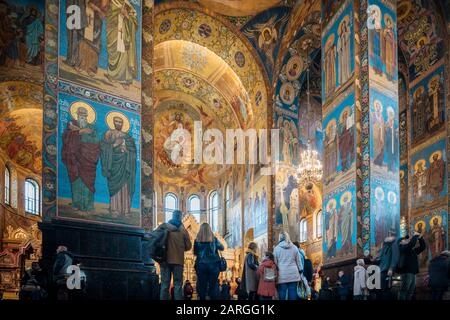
[
  {"left": 194, "top": 222, "right": 224, "bottom": 300},
  {"left": 242, "top": 242, "right": 259, "bottom": 300},
  {"left": 274, "top": 231, "right": 303, "bottom": 300}
]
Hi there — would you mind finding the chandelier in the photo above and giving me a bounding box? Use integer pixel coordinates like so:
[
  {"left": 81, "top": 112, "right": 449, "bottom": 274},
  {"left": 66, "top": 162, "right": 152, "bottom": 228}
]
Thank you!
[
  {"left": 297, "top": 141, "right": 323, "bottom": 186},
  {"left": 296, "top": 43, "right": 323, "bottom": 187}
]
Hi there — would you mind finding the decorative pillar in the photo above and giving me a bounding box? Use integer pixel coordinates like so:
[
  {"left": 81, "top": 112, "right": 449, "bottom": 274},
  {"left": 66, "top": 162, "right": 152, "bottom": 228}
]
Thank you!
[
  {"left": 40, "top": 0, "right": 157, "bottom": 299},
  {"left": 321, "top": 0, "right": 399, "bottom": 269}
]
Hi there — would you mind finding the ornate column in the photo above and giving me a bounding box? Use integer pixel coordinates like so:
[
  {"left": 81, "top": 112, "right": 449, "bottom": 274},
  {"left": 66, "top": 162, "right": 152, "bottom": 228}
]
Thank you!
[
  {"left": 40, "top": 0, "right": 157, "bottom": 299},
  {"left": 321, "top": 0, "right": 399, "bottom": 270}
]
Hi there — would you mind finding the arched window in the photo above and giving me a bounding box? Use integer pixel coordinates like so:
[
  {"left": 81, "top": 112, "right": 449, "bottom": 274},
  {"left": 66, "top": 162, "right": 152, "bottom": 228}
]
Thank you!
[
  {"left": 25, "top": 179, "right": 40, "bottom": 215},
  {"left": 316, "top": 210, "right": 323, "bottom": 239},
  {"left": 4, "top": 167, "right": 10, "bottom": 205},
  {"left": 209, "top": 191, "right": 219, "bottom": 232},
  {"left": 164, "top": 193, "right": 178, "bottom": 222},
  {"left": 299, "top": 219, "right": 307, "bottom": 243},
  {"left": 187, "top": 194, "right": 201, "bottom": 223}
]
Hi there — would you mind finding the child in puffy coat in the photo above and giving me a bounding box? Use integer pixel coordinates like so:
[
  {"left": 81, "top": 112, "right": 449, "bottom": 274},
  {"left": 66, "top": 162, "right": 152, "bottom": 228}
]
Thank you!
[
  {"left": 353, "top": 259, "right": 368, "bottom": 300},
  {"left": 256, "top": 252, "right": 278, "bottom": 300}
]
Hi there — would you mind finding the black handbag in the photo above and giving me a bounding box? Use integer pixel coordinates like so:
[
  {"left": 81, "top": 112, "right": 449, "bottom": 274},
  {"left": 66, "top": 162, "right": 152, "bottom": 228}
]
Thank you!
[{"left": 218, "top": 252, "right": 227, "bottom": 272}]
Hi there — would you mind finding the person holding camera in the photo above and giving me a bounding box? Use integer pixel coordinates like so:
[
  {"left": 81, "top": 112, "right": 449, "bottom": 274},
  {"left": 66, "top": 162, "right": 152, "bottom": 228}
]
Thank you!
[{"left": 398, "top": 232, "right": 426, "bottom": 300}]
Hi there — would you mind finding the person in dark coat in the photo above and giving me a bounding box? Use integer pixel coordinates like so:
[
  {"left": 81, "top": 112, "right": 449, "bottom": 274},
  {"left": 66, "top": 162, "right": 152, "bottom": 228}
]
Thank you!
[
  {"left": 428, "top": 251, "right": 450, "bottom": 300},
  {"left": 194, "top": 223, "right": 224, "bottom": 300},
  {"left": 242, "top": 242, "right": 259, "bottom": 300},
  {"left": 398, "top": 232, "right": 426, "bottom": 300},
  {"left": 336, "top": 270, "right": 351, "bottom": 300},
  {"left": 372, "top": 231, "right": 399, "bottom": 300},
  {"left": 20, "top": 261, "right": 47, "bottom": 300},
  {"left": 53, "top": 245, "right": 74, "bottom": 300},
  {"left": 220, "top": 280, "right": 231, "bottom": 300},
  {"left": 235, "top": 277, "right": 248, "bottom": 300}
]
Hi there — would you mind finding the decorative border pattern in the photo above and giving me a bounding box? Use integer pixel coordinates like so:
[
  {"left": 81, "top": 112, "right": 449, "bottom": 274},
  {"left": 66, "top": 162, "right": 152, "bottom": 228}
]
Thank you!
[
  {"left": 141, "top": 0, "right": 155, "bottom": 231},
  {"left": 42, "top": 0, "right": 59, "bottom": 221},
  {"left": 58, "top": 81, "right": 141, "bottom": 113},
  {"left": 358, "top": 0, "right": 371, "bottom": 257}
]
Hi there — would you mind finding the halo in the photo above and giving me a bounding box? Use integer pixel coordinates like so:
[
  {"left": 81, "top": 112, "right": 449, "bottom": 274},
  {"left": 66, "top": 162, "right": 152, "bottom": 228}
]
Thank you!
[
  {"left": 375, "top": 187, "right": 384, "bottom": 200},
  {"left": 429, "top": 215, "right": 443, "bottom": 227},
  {"left": 286, "top": 55, "right": 303, "bottom": 81},
  {"left": 280, "top": 82, "right": 295, "bottom": 105},
  {"left": 387, "top": 191, "right": 397, "bottom": 204},
  {"left": 340, "top": 191, "right": 352, "bottom": 205},
  {"left": 105, "top": 111, "right": 130, "bottom": 133},
  {"left": 325, "top": 34, "right": 335, "bottom": 50},
  {"left": 414, "top": 159, "right": 426, "bottom": 172},
  {"left": 414, "top": 220, "right": 426, "bottom": 232},
  {"left": 400, "top": 170, "right": 405, "bottom": 179},
  {"left": 429, "top": 150, "right": 443, "bottom": 163},
  {"left": 326, "top": 119, "right": 337, "bottom": 132},
  {"left": 428, "top": 75, "right": 440, "bottom": 90},
  {"left": 326, "top": 199, "right": 337, "bottom": 211},
  {"left": 384, "top": 14, "right": 393, "bottom": 27},
  {"left": 414, "top": 86, "right": 424, "bottom": 97},
  {"left": 338, "top": 15, "right": 350, "bottom": 34},
  {"left": 339, "top": 106, "right": 352, "bottom": 123},
  {"left": 69, "top": 101, "right": 96, "bottom": 124},
  {"left": 373, "top": 100, "right": 383, "bottom": 112},
  {"left": 386, "top": 106, "right": 395, "bottom": 116}
]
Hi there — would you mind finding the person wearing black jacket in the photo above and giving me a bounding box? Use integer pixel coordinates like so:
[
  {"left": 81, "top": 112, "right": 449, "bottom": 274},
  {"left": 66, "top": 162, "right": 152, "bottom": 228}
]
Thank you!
[
  {"left": 336, "top": 270, "right": 351, "bottom": 300},
  {"left": 371, "top": 231, "right": 399, "bottom": 300},
  {"left": 398, "top": 232, "right": 426, "bottom": 300},
  {"left": 53, "top": 245, "right": 74, "bottom": 300},
  {"left": 242, "top": 242, "right": 259, "bottom": 300},
  {"left": 428, "top": 251, "right": 450, "bottom": 300},
  {"left": 20, "top": 261, "right": 47, "bottom": 300}
]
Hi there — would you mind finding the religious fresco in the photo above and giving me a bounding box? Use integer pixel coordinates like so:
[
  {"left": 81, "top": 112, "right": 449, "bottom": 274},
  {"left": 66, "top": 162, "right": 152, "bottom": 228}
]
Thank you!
[
  {"left": 323, "top": 182, "right": 357, "bottom": 263},
  {"left": 155, "top": 6, "right": 268, "bottom": 119},
  {"left": 241, "top": 6, "right": 290, "bottom": 82},
  {"left": 226, "top": 202, "right": 242, "bottom": 249},
  {"left": 409, "top": 65, "right": 445, "bottom": 147},
  {"left": 0, "top": 81, "right": 43, "bottom": 174},
  {"left": 276, "top": 113, "right": 299, "bottom": 165},
  {"left": 0, "top": 0, "right": 45, "bottom": 83},
  {"left": 411, "top": 210, "right": 448, "bottom": 270},
  {"left": 400, "top": 162, "right": 408, "bottom": 218},
  {"left": 370, "top": 88, "right": 399, "bottom": 176},
  {"left": 367, "top": 2, "right": 397, "bottom": 83},
  {"left": 321, "top": 0, "right": 354, "bottom": 102},
  {"left": 57, "top": 92, "right": 141, "bottom": 226},
  {"left": 155, "top": 69, "right": 237, "bottom": 129},
  {"left": 58, "top": 0, "right": 142, "bottom": 102},
  {"left": 397, "top": 0, "right": 446, "bottom": 82},
  {"left": 322, "top": 89, "right": 355, "bottom": 186},
  {"left": 274, "top": 165, "right": 298, "bottom": 238},
  {"left": 370, "top": 177, "right": 400, "bottom": 255},
  {"left": 153, "top": 99, "right": 228, "bottom": 189},
  {"left": 410, "top": 137, "right": 447, "bottom": 213},
  {"left": 244, "top": 171, "right": 269, "bottom": 239}
]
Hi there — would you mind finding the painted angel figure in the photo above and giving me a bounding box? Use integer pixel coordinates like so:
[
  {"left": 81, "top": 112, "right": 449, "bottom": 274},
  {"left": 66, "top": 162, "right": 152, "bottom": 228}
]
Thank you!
[{"left": 242, "top": 13, "right": 289, "bottom": 73}]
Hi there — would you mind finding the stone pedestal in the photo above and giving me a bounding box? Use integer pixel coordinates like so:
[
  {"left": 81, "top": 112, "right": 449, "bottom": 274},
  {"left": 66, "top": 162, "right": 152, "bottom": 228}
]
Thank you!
[{"left": 39, "top": 219, "right": 159, "bottom": 300}]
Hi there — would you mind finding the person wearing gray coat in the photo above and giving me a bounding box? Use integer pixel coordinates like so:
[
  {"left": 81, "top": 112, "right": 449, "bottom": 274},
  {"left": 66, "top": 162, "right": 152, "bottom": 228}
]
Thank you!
[{"left": 274, "top": 231, "right": 303, "bottom": 300}]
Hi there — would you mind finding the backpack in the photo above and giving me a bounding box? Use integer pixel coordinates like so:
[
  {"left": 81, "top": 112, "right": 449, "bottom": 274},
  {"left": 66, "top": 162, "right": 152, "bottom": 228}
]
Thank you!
[
  {"left": 148, "top": 224, "right": 169, "bottom": 263},
  {"left": 304, "top": 259, "right": 313, "bottom": 283},
  {"left": 263, "top": 265, "right": 276, "bottom": 282}
]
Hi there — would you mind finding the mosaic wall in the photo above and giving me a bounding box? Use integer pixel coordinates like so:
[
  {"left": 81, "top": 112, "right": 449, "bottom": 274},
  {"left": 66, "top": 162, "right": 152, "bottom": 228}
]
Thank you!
[
  {"left": 42, "top": 0, "right": 146, "bottom": 227},
  {"left": 397, "top": 0, "right": 449, "bottom": 265}
]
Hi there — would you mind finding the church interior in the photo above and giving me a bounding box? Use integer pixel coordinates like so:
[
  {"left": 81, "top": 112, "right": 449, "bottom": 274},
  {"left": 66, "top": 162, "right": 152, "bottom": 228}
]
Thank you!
[{"left": 0, "top": 0, "right": 450, "bottom": 300}]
